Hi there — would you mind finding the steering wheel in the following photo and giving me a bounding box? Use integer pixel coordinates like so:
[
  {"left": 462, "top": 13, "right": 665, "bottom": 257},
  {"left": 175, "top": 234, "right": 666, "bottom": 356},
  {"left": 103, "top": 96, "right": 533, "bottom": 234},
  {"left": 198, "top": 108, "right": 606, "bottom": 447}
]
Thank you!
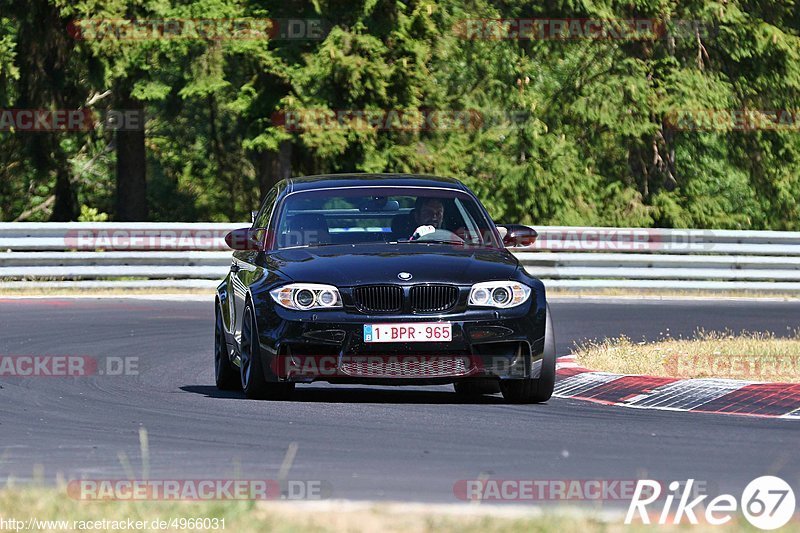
[{"left": 410, "top": 228, "right": 465, "bottom": 243}]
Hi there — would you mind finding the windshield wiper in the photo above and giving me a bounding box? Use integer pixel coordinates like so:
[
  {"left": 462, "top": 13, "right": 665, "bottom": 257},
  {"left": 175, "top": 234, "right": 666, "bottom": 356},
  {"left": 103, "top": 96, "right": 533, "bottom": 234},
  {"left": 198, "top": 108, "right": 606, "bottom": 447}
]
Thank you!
[
  {"left": 280, "top": 243, "right": 344, "bottom": 250},
  {"left": 397, "top": 239, "right": 467, "bottom": 246}
]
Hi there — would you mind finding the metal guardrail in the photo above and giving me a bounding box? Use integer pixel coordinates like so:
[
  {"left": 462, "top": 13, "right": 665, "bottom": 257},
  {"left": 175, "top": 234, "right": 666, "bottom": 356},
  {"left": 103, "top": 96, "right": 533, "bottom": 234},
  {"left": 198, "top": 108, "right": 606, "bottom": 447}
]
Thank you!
[{"left": 2, "top": 223, "right": 800, "bottom": 292}]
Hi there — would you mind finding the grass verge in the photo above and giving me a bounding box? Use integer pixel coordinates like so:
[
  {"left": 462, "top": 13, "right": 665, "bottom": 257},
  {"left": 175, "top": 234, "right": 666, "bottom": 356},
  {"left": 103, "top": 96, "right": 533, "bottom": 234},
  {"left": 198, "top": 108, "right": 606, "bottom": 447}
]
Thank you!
[
  {"left": 546, "top": 288, "right": 800, "bottom": 300},
  {"left": 574, "top": 330, "right": 800, "bottom": 382},
  {"left": 0, "top": 487, "right": 766, "bottom": 532},
  {"left": 0, "top": 287, "right": 213, "bottom": 297}
]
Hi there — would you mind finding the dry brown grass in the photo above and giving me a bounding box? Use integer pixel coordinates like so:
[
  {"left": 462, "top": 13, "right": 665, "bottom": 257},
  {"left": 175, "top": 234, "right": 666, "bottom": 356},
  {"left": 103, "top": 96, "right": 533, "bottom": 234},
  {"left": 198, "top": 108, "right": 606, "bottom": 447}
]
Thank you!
[
  {"left": 0, "top": 487, "right": 720, "bottom": 533},
  {"left": 0, "top": 287, "right": 212, "bottom": 297},
  {"left": 575, "top": 330, "right": 800, "bottom": 382},
  {"left": 547, "top": 288, "right": 800, "bottom": 300}
]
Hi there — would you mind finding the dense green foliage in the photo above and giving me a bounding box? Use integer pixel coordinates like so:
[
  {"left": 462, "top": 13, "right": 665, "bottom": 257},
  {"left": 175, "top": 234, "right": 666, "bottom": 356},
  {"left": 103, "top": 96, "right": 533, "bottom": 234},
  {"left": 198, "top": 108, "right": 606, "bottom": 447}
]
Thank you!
[{"left": 0, "top": 0, "right": 798, "bottom": 227}]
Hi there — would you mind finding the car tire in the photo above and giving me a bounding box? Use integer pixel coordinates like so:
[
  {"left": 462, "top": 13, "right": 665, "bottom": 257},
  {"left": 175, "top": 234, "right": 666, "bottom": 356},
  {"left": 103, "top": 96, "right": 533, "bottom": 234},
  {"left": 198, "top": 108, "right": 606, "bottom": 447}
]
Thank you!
[
  {"left": 215, "top": 302, "right": 241, "bottom": 391},
  {"left": 240, "top": 302, "right": 295, "bottom": 400},
  {"left": 500, "top": 303, "right": 556, "bottom": 404},
  {"left": 453, "top": 379, "right": 501, "bottom": 397}
]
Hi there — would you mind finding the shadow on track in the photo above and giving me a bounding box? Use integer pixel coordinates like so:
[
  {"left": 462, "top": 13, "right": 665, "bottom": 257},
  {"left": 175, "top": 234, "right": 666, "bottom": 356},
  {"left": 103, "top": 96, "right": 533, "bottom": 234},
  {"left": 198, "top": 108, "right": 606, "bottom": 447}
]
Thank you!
[{"left": 180, "top": 385, "right": 507, "bottom": 404}]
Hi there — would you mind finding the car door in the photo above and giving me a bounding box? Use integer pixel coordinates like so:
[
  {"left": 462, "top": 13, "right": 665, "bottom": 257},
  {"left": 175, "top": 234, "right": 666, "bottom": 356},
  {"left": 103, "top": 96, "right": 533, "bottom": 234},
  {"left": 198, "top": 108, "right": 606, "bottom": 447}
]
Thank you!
[{"left": 230, "top": 186, "right": 279, "bottom": 347}]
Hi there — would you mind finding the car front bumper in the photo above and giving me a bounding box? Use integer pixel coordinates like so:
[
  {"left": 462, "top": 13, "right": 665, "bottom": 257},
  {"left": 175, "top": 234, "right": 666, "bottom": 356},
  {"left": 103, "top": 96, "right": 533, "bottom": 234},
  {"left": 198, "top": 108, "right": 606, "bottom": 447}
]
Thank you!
[{"left": 251, "top": 290, "right": 547, "bottom": 384}]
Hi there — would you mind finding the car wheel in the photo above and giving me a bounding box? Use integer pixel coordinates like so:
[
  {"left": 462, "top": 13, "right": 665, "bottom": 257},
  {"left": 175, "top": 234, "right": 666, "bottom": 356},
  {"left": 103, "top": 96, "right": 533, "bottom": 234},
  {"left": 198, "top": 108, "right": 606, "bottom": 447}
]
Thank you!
[
  {"left": 453, "top": 379, "right": 500, "bottom": 397},
  {"left": 240, "top": 302, "right": 295, "bottom": 400},
  {"left": 500, "top": 303, "right": 556, "bottom": 404},
  {"left": 214, "top": 302, "right": 240, "bottom": 390}
]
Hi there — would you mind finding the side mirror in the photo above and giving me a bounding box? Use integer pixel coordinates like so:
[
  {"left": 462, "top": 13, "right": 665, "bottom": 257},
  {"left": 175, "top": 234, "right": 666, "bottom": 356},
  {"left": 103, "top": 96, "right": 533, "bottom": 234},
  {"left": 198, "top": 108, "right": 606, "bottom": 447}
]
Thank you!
[
  {"left": 251, "top": 210, "right": 258, "bottom": 223},
  {"left": 499, "top": 224, "right": 538, "bottom": 247},
  {"left": 225, "top": 228, "right": 263, "bottom": 251}
]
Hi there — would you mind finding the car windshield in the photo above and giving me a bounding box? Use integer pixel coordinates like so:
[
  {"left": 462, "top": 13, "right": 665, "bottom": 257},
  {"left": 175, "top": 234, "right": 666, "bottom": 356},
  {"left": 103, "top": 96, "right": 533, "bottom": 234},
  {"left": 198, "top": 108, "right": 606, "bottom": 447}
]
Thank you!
[{"left": 273, "top": 186, "right": 501, "bottom": 249}]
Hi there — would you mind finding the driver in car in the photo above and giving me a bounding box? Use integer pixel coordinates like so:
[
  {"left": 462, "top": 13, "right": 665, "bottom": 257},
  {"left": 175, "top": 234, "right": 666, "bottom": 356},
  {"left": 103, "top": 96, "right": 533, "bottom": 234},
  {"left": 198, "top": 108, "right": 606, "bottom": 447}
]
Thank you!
[
  {"left": 409, "top": 197, "right": 477, "bottom": 243},
  {"left": 408, "top": 197, "right": 447, "bottom": 240},
  {"left": 413, "top": 197, "right": 444, "bottom": 231}
]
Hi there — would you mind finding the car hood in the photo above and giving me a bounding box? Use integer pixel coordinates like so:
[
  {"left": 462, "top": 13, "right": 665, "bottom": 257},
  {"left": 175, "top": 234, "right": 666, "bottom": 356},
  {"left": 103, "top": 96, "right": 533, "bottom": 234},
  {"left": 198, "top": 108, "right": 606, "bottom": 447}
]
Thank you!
[{"left": 267, "top": 244, "right": 519, "bottom": 286}]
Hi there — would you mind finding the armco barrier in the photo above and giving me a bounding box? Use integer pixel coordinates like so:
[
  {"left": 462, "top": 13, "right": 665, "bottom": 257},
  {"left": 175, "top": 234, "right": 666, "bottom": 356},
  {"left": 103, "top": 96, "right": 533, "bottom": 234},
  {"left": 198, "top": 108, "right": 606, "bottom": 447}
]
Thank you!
[{"left": 1, "top": 223, "right": 800, "bottom": 292}]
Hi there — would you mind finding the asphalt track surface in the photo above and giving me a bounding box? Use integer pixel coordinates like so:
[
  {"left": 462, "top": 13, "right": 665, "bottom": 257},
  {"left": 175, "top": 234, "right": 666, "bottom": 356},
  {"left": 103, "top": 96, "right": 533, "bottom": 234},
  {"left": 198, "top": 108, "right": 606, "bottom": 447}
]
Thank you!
[{"left": 1, "top": 297, "right": 799, "bottom": 504}]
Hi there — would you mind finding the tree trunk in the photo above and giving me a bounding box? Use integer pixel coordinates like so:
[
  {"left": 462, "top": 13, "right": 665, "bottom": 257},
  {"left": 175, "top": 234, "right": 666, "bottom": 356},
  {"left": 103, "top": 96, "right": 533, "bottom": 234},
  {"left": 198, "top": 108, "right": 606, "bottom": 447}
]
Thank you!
[
  {"left": 50, "top": 152, "right": 77, "bottom": 221},
  {"left": 115, "top": 98, "right": 148, "bottom": 220},
  {"left": 256, "top": 140, "right": 292, "bottom": 197},
  {"left": 14, "top": 0, "right": 81, "bottom": 221}
]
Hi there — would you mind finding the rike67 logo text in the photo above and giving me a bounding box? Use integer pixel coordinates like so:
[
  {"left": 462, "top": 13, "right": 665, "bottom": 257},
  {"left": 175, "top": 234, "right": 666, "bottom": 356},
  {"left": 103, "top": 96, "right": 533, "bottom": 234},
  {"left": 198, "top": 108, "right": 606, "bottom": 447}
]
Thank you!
[{"left": 626, "top": 477, "right": 795, "bottom": 530}]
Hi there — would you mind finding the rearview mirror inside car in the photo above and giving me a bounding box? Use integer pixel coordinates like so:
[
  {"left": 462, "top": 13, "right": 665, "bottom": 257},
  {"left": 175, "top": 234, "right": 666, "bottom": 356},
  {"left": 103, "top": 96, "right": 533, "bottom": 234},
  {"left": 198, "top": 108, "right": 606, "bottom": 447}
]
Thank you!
[{"left": 359, "top": 197, "right": 400, "bottom": 212}]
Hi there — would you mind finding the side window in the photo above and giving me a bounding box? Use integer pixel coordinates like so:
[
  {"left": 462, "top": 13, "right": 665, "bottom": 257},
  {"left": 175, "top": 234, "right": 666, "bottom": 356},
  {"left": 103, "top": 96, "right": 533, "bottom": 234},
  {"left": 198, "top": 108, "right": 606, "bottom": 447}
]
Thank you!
[
  {"left": 254, "top": 187, "right": 278, "bottom": 229},
  {"left": 252, "top": 187, "right": 279, "bottom": 250}
]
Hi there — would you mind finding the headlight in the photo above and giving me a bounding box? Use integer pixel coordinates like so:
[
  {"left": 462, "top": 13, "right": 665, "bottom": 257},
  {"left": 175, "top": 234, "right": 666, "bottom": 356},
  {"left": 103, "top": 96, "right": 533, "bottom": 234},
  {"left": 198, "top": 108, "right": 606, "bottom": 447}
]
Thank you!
[
  {"left": 269, "top": 283, "right": 343, "bottom": 310},
  {"left": 469, "top": 281, "right": 531, "bottom": 308}
]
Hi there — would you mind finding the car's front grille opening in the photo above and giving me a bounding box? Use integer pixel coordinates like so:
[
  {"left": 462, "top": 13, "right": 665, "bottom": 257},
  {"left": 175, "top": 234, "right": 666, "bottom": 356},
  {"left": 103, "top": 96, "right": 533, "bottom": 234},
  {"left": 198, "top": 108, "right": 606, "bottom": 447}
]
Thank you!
[
  {"left": 410, "top": 284, "right": 459, "bottom": 313},
  {"left": 353, "top": 285, "right": 403, "bottom": 313},
  {"left": 339, "top": 355, "right": 473, "bottom": 378}
]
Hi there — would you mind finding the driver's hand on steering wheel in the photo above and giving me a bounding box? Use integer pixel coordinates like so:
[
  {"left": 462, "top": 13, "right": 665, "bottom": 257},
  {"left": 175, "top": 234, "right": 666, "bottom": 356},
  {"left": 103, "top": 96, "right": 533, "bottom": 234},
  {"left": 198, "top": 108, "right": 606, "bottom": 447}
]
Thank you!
[{"left": 410, "top": 225, "right": 437, "bottom": 241}]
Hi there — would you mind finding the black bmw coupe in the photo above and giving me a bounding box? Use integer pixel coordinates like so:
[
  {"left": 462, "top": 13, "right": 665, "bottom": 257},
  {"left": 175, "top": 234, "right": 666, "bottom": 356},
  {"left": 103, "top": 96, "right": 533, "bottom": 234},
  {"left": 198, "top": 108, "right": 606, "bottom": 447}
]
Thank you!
[{"left": 215, "top": 174, "right": 554, "bottom": 403}]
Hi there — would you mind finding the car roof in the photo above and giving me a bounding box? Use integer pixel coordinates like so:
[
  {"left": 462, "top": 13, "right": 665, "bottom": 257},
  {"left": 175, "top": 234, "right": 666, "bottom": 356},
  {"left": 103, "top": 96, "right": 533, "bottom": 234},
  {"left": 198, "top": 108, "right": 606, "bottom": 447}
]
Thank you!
[{"left": 284, "top": 173, "right": 468, "bottom": 194}]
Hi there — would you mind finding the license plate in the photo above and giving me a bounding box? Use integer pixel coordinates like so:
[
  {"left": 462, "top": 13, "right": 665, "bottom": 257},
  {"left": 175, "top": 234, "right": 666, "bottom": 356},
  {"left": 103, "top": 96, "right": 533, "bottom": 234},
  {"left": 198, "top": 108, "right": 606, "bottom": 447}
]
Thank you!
[{"left": 363, "top": 323, "right": 452, "bottom": 343}]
